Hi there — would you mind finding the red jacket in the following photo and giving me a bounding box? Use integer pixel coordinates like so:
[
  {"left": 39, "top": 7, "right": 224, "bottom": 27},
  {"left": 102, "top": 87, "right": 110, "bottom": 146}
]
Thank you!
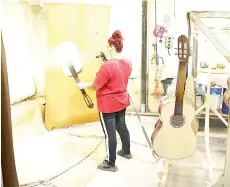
[{"left": 93, "top": 58, "right": 132, "bottom": 113}]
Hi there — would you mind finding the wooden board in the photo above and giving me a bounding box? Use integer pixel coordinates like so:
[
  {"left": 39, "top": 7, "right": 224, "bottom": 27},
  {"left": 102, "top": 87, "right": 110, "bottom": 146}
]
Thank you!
[
  {"left": 45, "top": 4, "right": 110, "bottom": 130},
  {"left": 1, "top": 32, "right": 19, "bottom": 187}
]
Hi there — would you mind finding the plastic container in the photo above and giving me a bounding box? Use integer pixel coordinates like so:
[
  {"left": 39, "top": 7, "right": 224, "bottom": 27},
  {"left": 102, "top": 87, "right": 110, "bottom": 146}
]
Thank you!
[{"left": 205, "top": 87, "right": 222, "bottom": 110}]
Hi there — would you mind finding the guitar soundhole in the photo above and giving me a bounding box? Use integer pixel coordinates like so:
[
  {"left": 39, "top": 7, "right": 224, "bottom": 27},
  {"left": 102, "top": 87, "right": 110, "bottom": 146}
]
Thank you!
[{"left": 170, "top": 115, "right": 185, "bottom": 128}]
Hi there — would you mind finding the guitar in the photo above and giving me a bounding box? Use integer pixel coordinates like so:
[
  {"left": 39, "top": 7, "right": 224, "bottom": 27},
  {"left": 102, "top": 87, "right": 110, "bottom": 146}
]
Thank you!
[
  {"left": 151, "top": 35, "right": 198, "bottom": 160},
  {"left": 68, "top": 64, "right": 94, "bottom": 109}
]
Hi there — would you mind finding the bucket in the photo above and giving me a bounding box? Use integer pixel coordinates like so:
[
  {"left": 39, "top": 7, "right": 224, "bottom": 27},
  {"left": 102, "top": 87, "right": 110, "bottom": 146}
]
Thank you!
[
  {"left": 222, "top": 88, "right": 229, "bottom": 114},
  {"left": 205, "top": 87, "right": 222, "bottom": 110}
]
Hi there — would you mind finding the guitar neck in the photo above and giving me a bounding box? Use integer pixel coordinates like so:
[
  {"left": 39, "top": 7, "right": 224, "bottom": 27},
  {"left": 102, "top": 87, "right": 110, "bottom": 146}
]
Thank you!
[{"left": 174, "top": 59, "right": 187, "bottom": 116}]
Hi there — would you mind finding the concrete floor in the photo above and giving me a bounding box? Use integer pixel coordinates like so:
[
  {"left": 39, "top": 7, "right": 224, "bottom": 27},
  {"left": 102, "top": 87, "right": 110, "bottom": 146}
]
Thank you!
[{"left": 11, "top": 102, "right": 228, "bottom": 187}]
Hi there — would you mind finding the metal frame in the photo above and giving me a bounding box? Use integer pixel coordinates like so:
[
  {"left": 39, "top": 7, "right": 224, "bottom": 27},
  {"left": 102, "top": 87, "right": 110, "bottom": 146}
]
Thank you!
[
  {"left": 211, "top": 115, "right": 230, "bottom": 187},
  {"left": 189, "top": 11, "right": 230, "bottom": 19},
  {"left": 17, "top": 0, "right": 115, "bottom": 6},
  {"left": 159, "top": 11, "right": 230, "bottom": 187},
  {"left": 188, "top": 11, "right": 230, "bottom": 187},
  {"left": 189, "top": 11, "right": 230, "bottom": 63}
]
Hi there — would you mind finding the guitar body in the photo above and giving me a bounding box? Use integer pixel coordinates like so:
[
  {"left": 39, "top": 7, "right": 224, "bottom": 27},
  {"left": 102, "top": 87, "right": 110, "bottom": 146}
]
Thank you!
[
  {"left": 152, "top": 99, "right": 198, "bottom": 160},
  {"left": 152, "top": 35, "right": 199, "bottom": 160},
  {"left": 152, "top": 76, "right": 198, "bottom": 159}
]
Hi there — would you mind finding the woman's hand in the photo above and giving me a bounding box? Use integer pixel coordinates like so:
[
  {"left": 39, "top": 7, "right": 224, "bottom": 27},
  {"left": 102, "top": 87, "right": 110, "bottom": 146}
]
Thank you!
[
  {"left": 77, "top": 82, "right": 97, "bottom": 91},
  {"left": 77, "top": 82, "right": 88, "bottom": 89}
]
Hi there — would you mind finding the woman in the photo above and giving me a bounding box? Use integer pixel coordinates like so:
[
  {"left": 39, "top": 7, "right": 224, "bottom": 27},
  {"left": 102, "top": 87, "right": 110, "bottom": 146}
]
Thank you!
[{"left": 77, "top": 30, "right": 132, "bottom": 172}]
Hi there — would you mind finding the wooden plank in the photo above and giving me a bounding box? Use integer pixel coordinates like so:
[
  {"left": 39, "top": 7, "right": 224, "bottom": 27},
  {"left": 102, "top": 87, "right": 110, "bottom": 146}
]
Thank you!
[
  {"left": 223, "top": 78, "right": 230, "bottom": 186},
  {"left": 1, "top": 32, "right": 19, "bottom": 187},
  {"left": 190, "top": 11, "right": 230, "bottom": 18}
]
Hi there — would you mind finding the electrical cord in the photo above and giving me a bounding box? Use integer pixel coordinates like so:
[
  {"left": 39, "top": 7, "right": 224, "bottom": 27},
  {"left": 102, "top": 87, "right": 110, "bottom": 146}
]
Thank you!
[
  {"left": 65, "top": 130, "right": 150, "bottom": 148},
  {"left": 20, "top": 139, "right": 104, "bottom": 187},
  {"left": 20, "top": 134, "right": 158, "bottom": 187},
  {"left": 168, "top": 48, "right": 171, "bottom": 56},
  {"left": 65, "top": 126, "right": 152, "bottom": 148},
  {"left": 64, "top": 128, "right": 160, "bottom": 164},
  {"left": 20, "top": 181, "right": 59, "bottom": 187},
  {"left": 20, "top": 126, "right": 160, "bottom": 187},
  {"left": 64, "top": 126, "right": 104, "bottom": 139}
]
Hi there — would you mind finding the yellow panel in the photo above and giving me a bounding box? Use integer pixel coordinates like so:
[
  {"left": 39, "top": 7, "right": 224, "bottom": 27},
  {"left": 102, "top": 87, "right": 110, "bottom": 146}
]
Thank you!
[
  {"left": 226, "top": 56, "right": 230, "bottom": 63},
  {"left": 45, "top": 4, "right": 110, "bottom": 130},
  {"left": 47, "top": 4, "right": 79, "bottom": 46}
]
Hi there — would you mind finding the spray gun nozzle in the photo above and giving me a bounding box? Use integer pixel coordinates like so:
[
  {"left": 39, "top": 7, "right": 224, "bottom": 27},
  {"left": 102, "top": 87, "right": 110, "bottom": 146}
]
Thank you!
[{"left": 95, "top": 52, "right": 107, "bottom": 61}]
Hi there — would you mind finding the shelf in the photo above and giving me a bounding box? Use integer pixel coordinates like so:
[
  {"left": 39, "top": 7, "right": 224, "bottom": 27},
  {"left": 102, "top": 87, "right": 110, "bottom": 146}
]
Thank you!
[
  {"left": 197, "top": 110, "right": 229, "bottom": 118},
  {"left": 197, "top": 68, "right": 230, "bottom": 75}
]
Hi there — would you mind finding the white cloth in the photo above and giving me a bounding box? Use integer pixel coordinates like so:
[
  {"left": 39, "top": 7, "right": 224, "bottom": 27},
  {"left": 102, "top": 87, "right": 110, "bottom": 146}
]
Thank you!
[
  {"left": 52, "top": 42, "right": 83, "bottom": 76},
  {"left": 77, "top": 82, "right": 88, "bottom": 89}
]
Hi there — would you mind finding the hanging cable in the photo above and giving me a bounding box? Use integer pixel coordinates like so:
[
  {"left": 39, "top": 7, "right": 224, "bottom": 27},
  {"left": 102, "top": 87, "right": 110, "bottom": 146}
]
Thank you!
[
  {"left": 154, "top": 0, "right": 158, "bottom": 62},
  {"left": 174, "top": 0, "right": 176, "bottom": 18},
  {"left": 168, "top": 48, "right": 171, "bottom": 56}
]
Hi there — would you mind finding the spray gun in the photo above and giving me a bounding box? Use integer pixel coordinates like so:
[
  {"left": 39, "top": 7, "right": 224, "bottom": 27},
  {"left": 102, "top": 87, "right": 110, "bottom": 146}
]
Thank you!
[{"left": 96, "top": 52, "right": 107, "bottom": 62}]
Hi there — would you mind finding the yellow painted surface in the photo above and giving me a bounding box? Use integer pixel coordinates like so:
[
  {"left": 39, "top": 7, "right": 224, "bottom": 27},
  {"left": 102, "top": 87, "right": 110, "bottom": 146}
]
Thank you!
[
  {"left": 11, "top": 98, "right": 45, "bottom": 128},
  {"left": 45, "top": 3, "right": 110, "bottom": 130},
  {"left": 226, "top": 56, "right": 230, "bottom": 63}
]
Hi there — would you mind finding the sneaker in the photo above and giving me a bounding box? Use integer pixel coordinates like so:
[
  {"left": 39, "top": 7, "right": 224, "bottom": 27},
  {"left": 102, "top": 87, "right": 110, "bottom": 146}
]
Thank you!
[
  {"left": 117, "top": 149, "right": 132, "bottom": 159},
  {"left": 97, "top": 160, "right": 118, "bottom": 172}
]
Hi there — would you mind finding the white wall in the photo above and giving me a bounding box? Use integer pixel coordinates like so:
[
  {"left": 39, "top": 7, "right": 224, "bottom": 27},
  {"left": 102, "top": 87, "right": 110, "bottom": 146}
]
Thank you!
[
  {"left": 108, "top": 0, "right": 142, "bottom": 76},
  {"left": 3, "top": 2, "right": 47, "bottom": 104},
  {"left": 3, "top": 2, "right": 36, "bottom": 103},
  {"left": 28, "top": 5, "right": 48, "bottom": 95}
]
